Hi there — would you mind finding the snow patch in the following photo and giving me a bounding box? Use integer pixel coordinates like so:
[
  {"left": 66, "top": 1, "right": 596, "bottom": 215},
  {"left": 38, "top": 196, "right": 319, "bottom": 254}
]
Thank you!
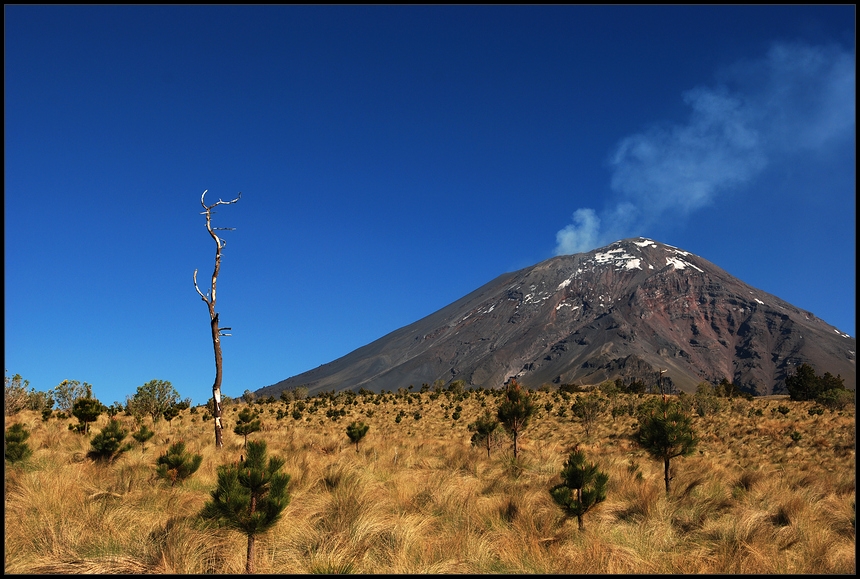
[
  {"left": 634, "top": 238, "right": 656, "bottom": 247},
  {"left": 665, "top": 256, "right": 703, "bottom": 272},
  {"left": 754, "top": 298, "right": 764, "bottom": 305},
  {"left": 591, "top": 249, "right": 643, "bottom": 271}
]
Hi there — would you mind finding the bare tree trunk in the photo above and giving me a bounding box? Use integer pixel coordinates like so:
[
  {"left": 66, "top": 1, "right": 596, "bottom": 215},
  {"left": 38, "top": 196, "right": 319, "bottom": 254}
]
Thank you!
[{"left": 194, "top": 189, "right": 241, "bottom": 450}]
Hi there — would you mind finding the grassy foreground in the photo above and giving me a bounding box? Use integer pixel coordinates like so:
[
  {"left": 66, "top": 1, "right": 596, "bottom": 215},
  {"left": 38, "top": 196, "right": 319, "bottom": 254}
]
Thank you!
[{"left": 4, "top": 391, "right": 855, "bottom": 574}]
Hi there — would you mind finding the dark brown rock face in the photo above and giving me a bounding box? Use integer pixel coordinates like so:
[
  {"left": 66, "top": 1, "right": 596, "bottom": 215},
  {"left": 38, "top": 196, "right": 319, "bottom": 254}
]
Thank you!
[{"left": 257, "top": 238, "right": 855, "bottom": 397}]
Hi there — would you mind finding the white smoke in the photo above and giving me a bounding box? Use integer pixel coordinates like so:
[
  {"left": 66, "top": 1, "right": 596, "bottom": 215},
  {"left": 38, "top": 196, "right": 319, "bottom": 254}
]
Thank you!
[{"left": 554, "top": 41, "right": 856, "bottom": 255}]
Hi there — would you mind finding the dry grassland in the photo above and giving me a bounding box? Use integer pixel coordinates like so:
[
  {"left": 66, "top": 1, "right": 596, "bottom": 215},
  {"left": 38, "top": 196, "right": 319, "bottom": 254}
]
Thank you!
[{"left": 4, "top": 391, "right": 855, "bottom": 574}]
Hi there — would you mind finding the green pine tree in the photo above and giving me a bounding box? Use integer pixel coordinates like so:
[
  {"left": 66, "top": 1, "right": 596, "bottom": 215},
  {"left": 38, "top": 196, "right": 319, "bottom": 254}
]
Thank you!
[
  {"left": 155, "top": 440, "right": 203, "bottom": 486},
  {"left": 468, "top": 409, "right": 502, "bottom": 458},
  {"left": 785, "top": 362, "right": 822, "bottom": 401},
  {"left": 200, "top": 440, "right": 291, "bottom": 574},
  {"left": 131, "top": 424, "right": 155, "bottom": 451},
  {"left": 5, "top": 423, "right": 33, "bottom": 464},
  {"left": 549, "top": 446, "right": 608, "bottom": 531},
  {"left": 345, "top": 421, "right": 369, "bottom": 452},
  {"left": 233, "top": 407, "right": 262, "bottom": 448},
  {"left": 88, "top": 418, "right": 133, "bottom": 463},
  {"left": 71, "top": 390, "right": 104, "bottom": 435},
  {"left": 634, "top": 398, "right": 697, "bottom": 494},
  {"left": 496, "top": 379, "right": 535, "bottom": 458}
]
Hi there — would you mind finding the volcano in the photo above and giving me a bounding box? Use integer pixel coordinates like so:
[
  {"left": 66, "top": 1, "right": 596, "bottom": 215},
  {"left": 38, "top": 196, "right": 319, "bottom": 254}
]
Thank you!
[{"left": 256, "top": 238, "right": 855, "bottom": 398}]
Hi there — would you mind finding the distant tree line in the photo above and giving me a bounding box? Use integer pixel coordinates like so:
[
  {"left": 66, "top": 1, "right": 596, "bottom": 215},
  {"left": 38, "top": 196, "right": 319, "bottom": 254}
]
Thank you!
[{"left": 785, "top": 363, "right": 853, "bottom": 410}]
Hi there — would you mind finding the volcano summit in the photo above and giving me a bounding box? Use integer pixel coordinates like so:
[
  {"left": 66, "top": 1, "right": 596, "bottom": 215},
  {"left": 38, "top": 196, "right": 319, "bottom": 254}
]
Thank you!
[{"left": 257, "top": 238, "right": 855, "bottom": 398}]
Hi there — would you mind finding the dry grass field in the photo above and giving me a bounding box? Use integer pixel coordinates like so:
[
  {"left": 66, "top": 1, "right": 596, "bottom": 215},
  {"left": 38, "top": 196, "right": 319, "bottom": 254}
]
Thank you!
[{"left": 4, "top": 389, "right": 855, "bottom": 574}]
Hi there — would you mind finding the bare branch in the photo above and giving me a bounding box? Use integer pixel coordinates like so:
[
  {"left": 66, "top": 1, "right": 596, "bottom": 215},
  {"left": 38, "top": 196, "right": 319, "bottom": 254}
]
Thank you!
[
  {"left": 193, "top": 269, "right": 210, "bottom": 303},
  {"left": 201, "top": 189, "right": 242, "bottom": 210}
]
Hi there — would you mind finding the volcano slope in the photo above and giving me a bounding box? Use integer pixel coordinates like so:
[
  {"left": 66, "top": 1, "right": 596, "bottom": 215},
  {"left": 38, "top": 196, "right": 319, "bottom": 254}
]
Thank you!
[{"left": 257, "top": 238, "right": 855, "bottom": 398}]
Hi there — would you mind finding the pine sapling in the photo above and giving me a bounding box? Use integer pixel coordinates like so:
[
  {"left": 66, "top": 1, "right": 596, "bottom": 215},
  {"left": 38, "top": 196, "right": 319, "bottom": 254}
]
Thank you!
[
  {"left": 132, "top": 424, "right": 155, "bottom": 451},
  {"left": 156, "top": 440, "right": 203, "bottom": 486},
  {"left": 88, "top": 418, "right": 133, "bottom": 463},
  {"left": 634, "top": 397, "right": 698, "bottom": 494},
  {"left": 233, "top": 407, "right": 262, "bottom": 449},
  {"left": 497, "top": 379, "right": 535, "bottom": 458},
  {"left": 5, "top": 423, "right": 33, "bottom": 464},
  {"left": 550, "top": 446, "right": 608, "bottom": 531},
  {"left": 468, "top": 409, "right": 502, "bottom": 458},
  {"left": 200, "top": 440, "right": 290, "bottom": 574},
  {"left": 71, "top": 393, "right": 104, "bottom": 435},
  {"left": 345, "top": 421, "right": 369, "bottom": 452}
]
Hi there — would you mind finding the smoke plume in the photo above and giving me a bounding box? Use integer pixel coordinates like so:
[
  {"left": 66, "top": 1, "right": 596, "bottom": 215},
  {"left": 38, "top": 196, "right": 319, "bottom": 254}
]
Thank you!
[{"left": 554, "top": 41, "right": 856, "bottom": 255}]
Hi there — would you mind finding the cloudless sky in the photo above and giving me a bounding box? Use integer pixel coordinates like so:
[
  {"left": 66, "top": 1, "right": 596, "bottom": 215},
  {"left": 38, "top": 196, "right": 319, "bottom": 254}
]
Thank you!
[{"left": 5, "top": 5, "right": 855, "bottom": 406}]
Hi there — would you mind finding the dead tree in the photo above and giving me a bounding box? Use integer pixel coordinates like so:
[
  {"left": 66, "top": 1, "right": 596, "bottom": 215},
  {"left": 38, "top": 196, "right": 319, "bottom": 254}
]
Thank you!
[{"left": 193, "top": 189, "right": 241, "bottom": 449}]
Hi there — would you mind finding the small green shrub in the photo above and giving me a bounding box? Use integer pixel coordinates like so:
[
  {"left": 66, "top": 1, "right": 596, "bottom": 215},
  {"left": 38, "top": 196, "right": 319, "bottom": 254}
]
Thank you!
[
  {"left": 88, "top": 419, "right": 133, "bottom": 463},
  {"left": 233, "top": 407, "right": 262, "bottom": 448},
  {"left": 5, "top": 423, "right": 33, "bottom": 464},
  {"left": 345, "top": 421, "right": 370, "bottom": 452},
  {"left": 132, "top": 424, "right": 155, "bottom": 451},
  {"left": 155, "top": 441, "right": 203, "bottom": 486}
]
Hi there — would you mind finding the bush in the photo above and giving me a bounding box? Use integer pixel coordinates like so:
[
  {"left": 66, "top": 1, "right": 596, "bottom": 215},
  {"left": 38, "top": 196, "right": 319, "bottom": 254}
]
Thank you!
[
  {"left": 155, "top": 441, "right": 203, "bottom": 486},
  {"left": 233, "top": 407, "right": 262, "bottom": 448},
  {"left": 345, "top": 421, "right": 370, "bottom": 452},
  {"left": 128, "top": 379, "right": 180, "bottom": 422},
  {"left": 72, "top": 394, "right": 104, "bottom": 434},
  {"left": 88, "top": 419, "right": 133, "bottom": 463},
  {"left": 468, "top": 410, "right": 503, "bottom": 458},
  {"left": 5, "top": 373, "right": 32, "bottom": 416},
  {"left": 816, "top": 388, "right": 854, "bottom": 411},
  {"left": 571, "top": 392, "right": 607, "bottom": 437},
  {"left": 5, "top": 423, "right": 33, "bottom": 463},
  {"left": 785, "top": 363, "right": 846, "bottom": 402},
  {"left": 132, "top": 424, "right": 155, "bottom": 451}
]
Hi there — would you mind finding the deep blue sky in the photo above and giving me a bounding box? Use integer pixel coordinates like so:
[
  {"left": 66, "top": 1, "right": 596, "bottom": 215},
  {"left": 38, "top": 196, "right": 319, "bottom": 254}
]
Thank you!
[{"left": 5, "top": 5, "right": 855, "bottom": 405}]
